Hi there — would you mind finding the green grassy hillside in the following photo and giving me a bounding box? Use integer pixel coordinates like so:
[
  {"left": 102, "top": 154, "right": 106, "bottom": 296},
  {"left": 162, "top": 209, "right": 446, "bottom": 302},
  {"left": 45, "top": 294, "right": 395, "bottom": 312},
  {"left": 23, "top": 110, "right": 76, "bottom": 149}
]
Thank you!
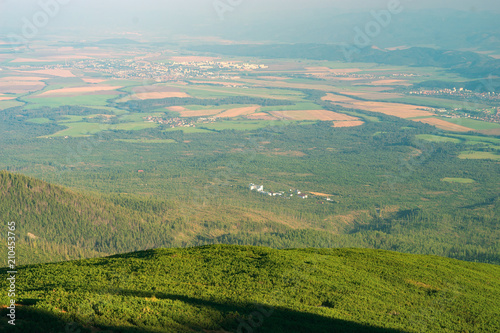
[{"left": 1, "top": 245, "right": 499, "bottom": 332}]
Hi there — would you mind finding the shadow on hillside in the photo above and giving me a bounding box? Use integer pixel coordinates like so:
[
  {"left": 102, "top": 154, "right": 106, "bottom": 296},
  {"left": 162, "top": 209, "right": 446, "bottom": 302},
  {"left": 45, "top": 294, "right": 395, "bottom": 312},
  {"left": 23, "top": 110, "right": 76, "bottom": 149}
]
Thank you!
[
  {"left": 0, "top": 286, "right": 410, "bottom": 333},
  {"left": 1, "top": 300, "right": 408, "bottom": 333}
]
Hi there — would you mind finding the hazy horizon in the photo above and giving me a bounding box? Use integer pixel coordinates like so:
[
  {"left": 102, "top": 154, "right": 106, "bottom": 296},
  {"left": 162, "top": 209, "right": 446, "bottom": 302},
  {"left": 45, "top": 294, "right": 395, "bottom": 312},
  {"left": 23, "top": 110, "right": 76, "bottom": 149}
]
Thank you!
[{"left": 1, "top": 0, "right": 499, "bottom": 51}]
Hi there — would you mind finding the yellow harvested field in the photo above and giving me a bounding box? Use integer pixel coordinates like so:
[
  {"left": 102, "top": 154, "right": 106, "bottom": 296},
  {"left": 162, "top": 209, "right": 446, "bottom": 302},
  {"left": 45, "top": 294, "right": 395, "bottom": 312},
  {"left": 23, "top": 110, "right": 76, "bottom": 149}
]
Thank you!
[
  {"left": 356, "top": 102, "right": 434, "bottom": 118},
  {"left": 416, "top": 118, "right": 473, "bottom": 132},
  {"left": 238, "top": 78, "right": 340, "bottom": 93},
  {"left": 322, "top": 93, "right": 435, "bottom": 119},
  {"left": 0, "top": 76, "right": 46, "bottom": 82},
  {"left": 305, "top": 67, "right": 362, "bottom": 73},
  {"left": 269, "top": 150, "right": 307, "bottom": 157},
  {"left": 38, "top": 85, "right": 122, "bottom": 96},
  {"left": 360, "top": 86, "right": 397, "bottom": 92},
  {"left": 82, "top": 78, "right": 107, "bottom": 84},
  {"left": 339, "top": 91, "right": 404, "bottom": 100},
  {"left": 0, "top": 83, "right": 45, "bottom": 93},
  {"left": 258, "top": 76, "right": 289, "bottom": 81},
  {"left": 246, "top": 113, "right": 278, "bottom": 120},
  {"left": 370, "top": 79, "right": 411, "bottom": 86},
  {"left": 22, "top": 69, "right": 75, "bottom": 78},
  {"left": 128, "top": 85, "right": 191, "bottom": 100},
  {"left": 270, "top": 110, "right": 359, "bottom": 121},
  {"left": 0, "top": 96, "right": 15, "bottom": 101},
  {"left": 11, "top": 58, "right": 49, "bottom": 63},
  {"left": 217, "top": 106, "right": 260, "bottom": 118},
  {"left": 0, "top": 77, "right": 46, "bottom": 93},
  {"left": 333, "top": 121, "right": 365, "bottom": 128},
  {"left": 11, "top": 55, "right": 91, "bottom": 62},
  {"left": 305, "top": 67, "right": 332, "bottom": 72},
  {"left": 178, "top": 109, "right": 225, "bottom": 117},
  {"left": 133, "top": 92, "right": 190, "bottom": 100},
  {"left": 192, "top": 81, "right": 245, "bottom": 87},
  {"left": 322, "top": 93, "right": 357, "bottom": 103},
  {"left": 170, "top": 56, "right": 219, "bottom": 62},
  {"left": 167, "top": 106, "right": 187, "bottom": 112},
  {"left": 332, "top": 77, "right": 365, "bottom": 81},
  {"left": 480, "top": 128, "right": 500, "bottom": 136},
  {"left": 308, "top": 192, "right": 334, "bottom": 197}
]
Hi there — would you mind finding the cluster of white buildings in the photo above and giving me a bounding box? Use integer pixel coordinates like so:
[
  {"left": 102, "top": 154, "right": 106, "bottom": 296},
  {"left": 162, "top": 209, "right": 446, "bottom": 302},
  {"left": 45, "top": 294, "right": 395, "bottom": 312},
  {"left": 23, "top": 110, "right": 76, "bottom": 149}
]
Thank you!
[
  {"left": 172, "top": 61, "right": 268, "bottom": 71},
  {"left": 249, "top": 184, "right": 308, "bottom": 199}
]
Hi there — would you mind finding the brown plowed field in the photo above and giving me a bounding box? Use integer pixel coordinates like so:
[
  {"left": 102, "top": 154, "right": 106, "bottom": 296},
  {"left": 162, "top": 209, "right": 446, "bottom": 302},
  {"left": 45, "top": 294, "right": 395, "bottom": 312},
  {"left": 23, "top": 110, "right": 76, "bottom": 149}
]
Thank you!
[
  {"left": 416, "top": 118, "right": 473, "bottom": 132},
  {"left": 178, "top": 109, "right": 224, "bottom": 117},
  {"left": 217, "top": 106, "right": 260, "bottom": 118},
  {"left": 170, "top": 56, "right": 219, "bottom": 62},
  {"left": 0, "top": 77, "right": 46, "bottom": 93},
  {"left": 23, "top": 69, "right": 75, "bottom": 78},
  {"left": 167, "top": 106, "right": 187, "bottom": 112},
  {"left": 333, "top": 121, "right": 365, "bottom": 128},
  {"left": 82, "top": 78, "right": 107, "bottom": 84},
  {"left": 246, "top": 113, "right": 277, "bottom": 120},
  {"left": 134, "top": 92, "right": 190, "bottom": 100},
  {"left": 38, "top": 85, "right": 122, "bottom": 96},
  {"left": 322, "top": 93, "right": 434, "bottom": 118},
  {"left": 270, "top": 110, "right": 358, "bottom": 121}
]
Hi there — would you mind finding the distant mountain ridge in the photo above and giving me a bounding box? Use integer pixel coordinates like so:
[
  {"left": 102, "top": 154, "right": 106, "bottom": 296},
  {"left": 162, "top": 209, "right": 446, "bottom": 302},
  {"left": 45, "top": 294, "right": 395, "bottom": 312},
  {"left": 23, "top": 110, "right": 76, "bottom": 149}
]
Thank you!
[{"left": 188, "top": 44, "right": 500, "bottom": 79}]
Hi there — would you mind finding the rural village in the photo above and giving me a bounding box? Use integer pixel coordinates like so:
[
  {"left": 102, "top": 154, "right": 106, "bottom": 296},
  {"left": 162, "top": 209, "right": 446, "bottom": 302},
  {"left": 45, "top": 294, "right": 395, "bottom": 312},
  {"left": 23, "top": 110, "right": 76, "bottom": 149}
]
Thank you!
[{"left": 249, "top": 183, "right": 335, "bottom": 203}]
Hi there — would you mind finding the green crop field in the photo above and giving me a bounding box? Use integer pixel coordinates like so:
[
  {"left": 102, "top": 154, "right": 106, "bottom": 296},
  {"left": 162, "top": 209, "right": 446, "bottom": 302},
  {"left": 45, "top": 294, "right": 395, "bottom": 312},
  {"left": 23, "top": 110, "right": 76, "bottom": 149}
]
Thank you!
[
  {"left": 199, "top": 120, "right": 315, "bottom": 131},
  {"left": 119, "top": 112, "right": 162, "bottom": 122},
  {"left": 441, "top": 177, "right": 475, "bottom": 184},
  {"left": 24, "top": 94, "right": 118, "bottom": 108},
  {"left": 112, "top": 122, "right": 159, "bottom": 131},
  {"left": 450, "top": 134, "right": 500, "bottom": 144},
  {"left": 27, "top": 117, "right": 52, "bottom": 124},
  {"left": 182, "top": 104, "right": 254, "bottom": 111},
  {"left": 163, "top": 127, "right": 214, "bottom": 133},
  {"left": 184, "top": 85, "right": 305, "bottom": 100},
  {"left": 0, "top": 100, "right": 23, "bottom": 110},
  {"left": 48, "top": 121, "right": 158, "bottom": 137},
  {"left": 260, "top": 102, "right": 323, "bottom": 112},
  {"left": 48, "top": 122, "right": 110, "bottom": 137},
  {"left": 115, "top": 139, "right": 177, "bottom": 144},
  {"left": 459, "top": 151, "right": 500, "bottom": 161},
  {"left": 58, "top": 115, "right": 87, "bottom": 123},
  {"left": 416, "top": 134, "right": 462, "bottom": 143},
  {"left": 441, "top": 118, "right": 500, "bottom": 130}
]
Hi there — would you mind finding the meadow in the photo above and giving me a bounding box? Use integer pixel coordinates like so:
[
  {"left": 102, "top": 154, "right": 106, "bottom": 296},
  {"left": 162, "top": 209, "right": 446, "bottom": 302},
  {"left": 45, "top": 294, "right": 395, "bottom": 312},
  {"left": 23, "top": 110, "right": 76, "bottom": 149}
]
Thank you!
[
  {"left": 1, "top": 245, "right": 499, "bottom": 333},
  {"left": 440, "top": 117, "right": 500, "bottom": 130}
]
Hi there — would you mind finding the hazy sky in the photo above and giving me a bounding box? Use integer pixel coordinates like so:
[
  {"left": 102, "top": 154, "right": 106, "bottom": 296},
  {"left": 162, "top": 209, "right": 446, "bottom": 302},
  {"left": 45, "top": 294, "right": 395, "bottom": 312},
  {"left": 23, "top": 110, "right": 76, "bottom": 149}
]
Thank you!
[
  {"left": 2, "top": 0, "right": 499, "bottom": 26},
  {"left": 1, "top": 0, "right": 499, "bottom": 44}
]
